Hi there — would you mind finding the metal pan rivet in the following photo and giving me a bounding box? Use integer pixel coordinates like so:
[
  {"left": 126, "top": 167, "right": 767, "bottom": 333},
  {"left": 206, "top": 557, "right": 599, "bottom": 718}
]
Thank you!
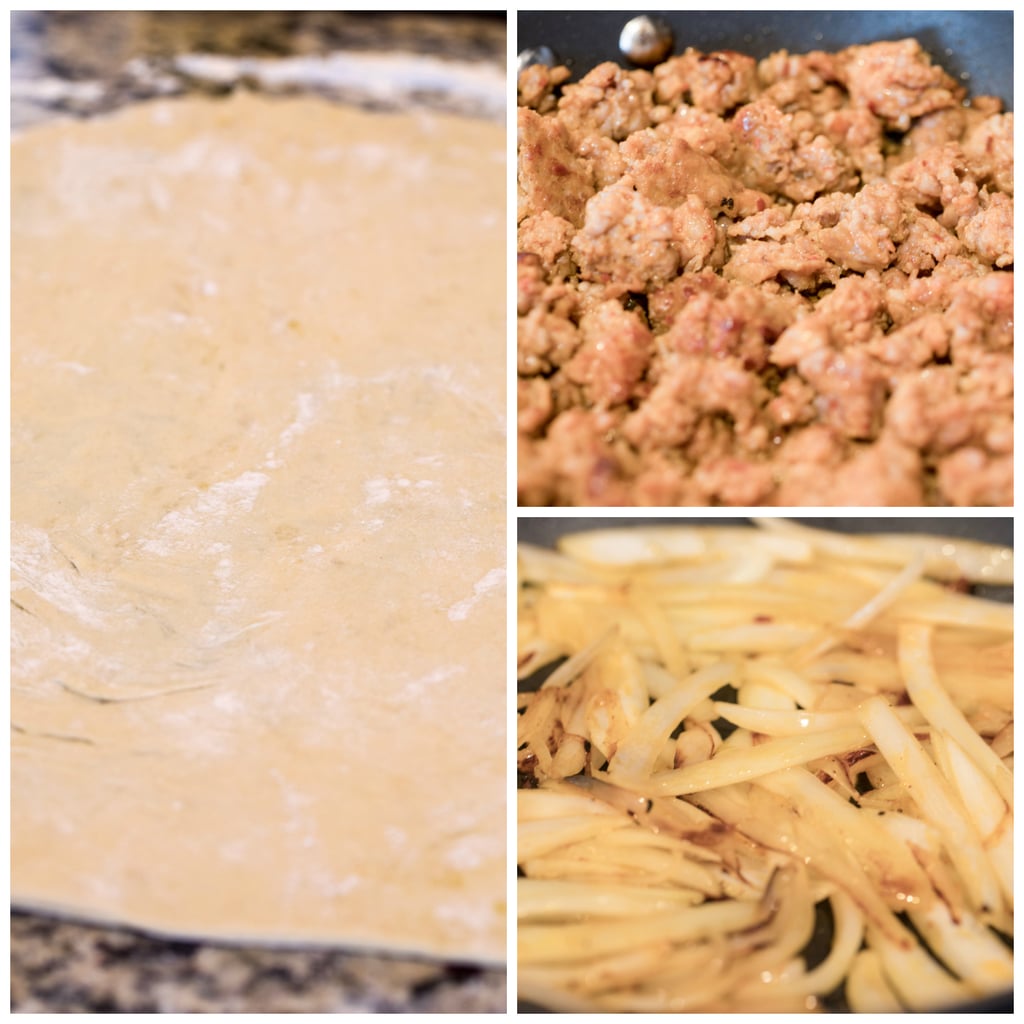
[
  {"left": 517, "top": 46, "right": 558, "bottom": 76},
  {"left": 619, "top": 15, "right": 674, "bottom": 67}
]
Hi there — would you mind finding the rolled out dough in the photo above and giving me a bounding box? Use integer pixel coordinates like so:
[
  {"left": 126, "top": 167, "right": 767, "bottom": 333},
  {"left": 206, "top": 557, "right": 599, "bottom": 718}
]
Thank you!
[{"left": 11, "top": 93, "right": 506, "bottom": 962}]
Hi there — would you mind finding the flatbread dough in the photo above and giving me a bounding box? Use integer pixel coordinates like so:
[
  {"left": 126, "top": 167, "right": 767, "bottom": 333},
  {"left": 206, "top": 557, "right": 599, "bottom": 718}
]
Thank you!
[{"left": 11, "top": 93, "right": 506, "bottom": 962}]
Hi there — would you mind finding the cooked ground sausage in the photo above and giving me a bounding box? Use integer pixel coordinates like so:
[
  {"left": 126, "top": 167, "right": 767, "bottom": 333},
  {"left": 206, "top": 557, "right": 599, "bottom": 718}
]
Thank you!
[{"left": 518, "top": 38, "right": 1012, "bottom": 506}]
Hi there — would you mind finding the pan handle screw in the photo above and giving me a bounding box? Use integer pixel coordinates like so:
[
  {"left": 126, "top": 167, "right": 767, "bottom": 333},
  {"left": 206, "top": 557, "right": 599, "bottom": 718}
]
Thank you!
[
  {"left": 619, "top": 15, "right": 674, "bottom": 67},
  {"left": 517, "top": 46, "right": 558, "bottom": 76}
]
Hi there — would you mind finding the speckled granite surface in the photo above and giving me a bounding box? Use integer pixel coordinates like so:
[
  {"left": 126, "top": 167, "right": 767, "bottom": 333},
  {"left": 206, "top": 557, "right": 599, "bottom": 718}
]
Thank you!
[
  {"left": 11, "top": 11, "right": 506, "bottom": 128},
  {"left": 11, "top": 914, "right": 506, "bottom": 1013},
  {"left": 11, "top": 11, "right": 507, "bottom": 1014}
]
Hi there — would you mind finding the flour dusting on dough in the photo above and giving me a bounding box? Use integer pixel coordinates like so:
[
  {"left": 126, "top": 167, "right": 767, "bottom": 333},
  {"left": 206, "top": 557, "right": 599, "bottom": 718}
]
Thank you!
[
  {"left": 11, "top": 525, "right": 114, "bottom": 630},
  {"left": 140, "top": 471, "right": 269, "bottom": 555},
  {"left": 399, "top": 665, "right": 464, "bottom": 700},
  {"left": 264, "top": 392, "right": 318, "bottom": 468},
  {"left": 447, "top": 567, "right": 506, "bottom": 622},
  {"left": 445, "top": 833, "right": 497, "bottom": 871},
  {"left": 364, "top": 478, "right": 392, "bottom": 506}
]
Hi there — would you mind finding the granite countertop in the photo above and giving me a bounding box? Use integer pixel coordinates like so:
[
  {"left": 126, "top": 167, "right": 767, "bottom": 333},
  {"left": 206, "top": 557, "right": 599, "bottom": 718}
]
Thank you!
[
  {"left": 10, "top": 11, "right": 507, "bottom": 1014},
  {"left": 11, "top": 914, "right": 505, "bottom": 1013},
  {"left": 11, "top": 11, "right": 506, "bottom": 128}
]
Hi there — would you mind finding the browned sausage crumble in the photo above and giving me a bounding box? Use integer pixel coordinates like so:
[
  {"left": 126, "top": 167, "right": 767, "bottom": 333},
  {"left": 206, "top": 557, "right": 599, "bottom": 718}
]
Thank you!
[{"left": 517, "top": 39, "right": 1012, "bottom": 506}]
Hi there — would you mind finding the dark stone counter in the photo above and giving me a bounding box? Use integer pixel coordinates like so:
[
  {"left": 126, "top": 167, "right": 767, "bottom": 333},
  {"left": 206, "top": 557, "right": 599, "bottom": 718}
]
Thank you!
[
  {"left": 11, "top": 914, "right": 505, "bottom": 1013},
  {"left": 10, "top": 11, "right": 507, "bottom": 1014},
  {"left": 11, "top": 11, "right": 506, "bottom": 127}
]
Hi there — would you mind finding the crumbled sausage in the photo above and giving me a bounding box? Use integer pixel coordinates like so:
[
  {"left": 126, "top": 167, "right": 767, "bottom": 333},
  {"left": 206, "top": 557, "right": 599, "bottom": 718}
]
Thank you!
[
  {"left": 955, "top": 191, "right": 1013, "bottom": 267},
  {"left": 654, "top": 48, "right": 760, "bottom": 114},
  {"left": 517, "top": 107, "right": 595, "bottom": 226},
  {"left": 563, "top": 301, "right": 653, "bottom": 407},
  {"left": 518, "top": 38, "right": 1013, "bottom": 506},
  {"left": 557, "top": 62, "right": 656, "bottom": 142},
  {"left": 518, "top": 63, "right": 572, "bottom": 114},
  {"left": 571, "top": 179, "right": 685, "bottom": 294},
  {"left": 837, "top": 39, "right": 964, "bottom": 131},
  {"left": 732, "top": 97, "right": 857, "bottom": 202},
  {"left": 961, "top": 113, "right": 1014, "bottom": 195},
  {"left": 519, "top": 211, "right": 576, "bottom": 279}
]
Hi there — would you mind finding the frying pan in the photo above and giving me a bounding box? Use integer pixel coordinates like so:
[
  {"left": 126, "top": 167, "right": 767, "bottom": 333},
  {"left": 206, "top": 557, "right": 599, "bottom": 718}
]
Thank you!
[
  {"left": 518, "top": 11, "right": 1013, "bottom": 109},
  {"left": 516, "top": 516, "right": 1013, "bottom": 1013}
]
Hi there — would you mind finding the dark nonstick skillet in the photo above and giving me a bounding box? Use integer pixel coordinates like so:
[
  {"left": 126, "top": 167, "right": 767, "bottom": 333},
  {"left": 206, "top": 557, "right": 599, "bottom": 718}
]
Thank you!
[
  {"left": 516, "top": 516, "right": 1013, "bottom": 1014},
  {"left": 514, "top": 17, "right": 1014, "bottom": 1010},
  {"left": 518, "top": 10, "right": 1013, "bottom": 109}
]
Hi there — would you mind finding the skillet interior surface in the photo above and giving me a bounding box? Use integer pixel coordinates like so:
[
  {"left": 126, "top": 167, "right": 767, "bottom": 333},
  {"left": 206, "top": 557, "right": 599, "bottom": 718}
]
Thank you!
[{"left": 517, "top": 10, "right": 1013, "bottom": 108}]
